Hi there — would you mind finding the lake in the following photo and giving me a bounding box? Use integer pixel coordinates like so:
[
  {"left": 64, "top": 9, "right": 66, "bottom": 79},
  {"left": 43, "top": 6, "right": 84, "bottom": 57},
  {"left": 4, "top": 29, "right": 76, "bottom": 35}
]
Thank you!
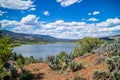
[{"left": 13, "top": 43, "right": 76, "bottom": 59}]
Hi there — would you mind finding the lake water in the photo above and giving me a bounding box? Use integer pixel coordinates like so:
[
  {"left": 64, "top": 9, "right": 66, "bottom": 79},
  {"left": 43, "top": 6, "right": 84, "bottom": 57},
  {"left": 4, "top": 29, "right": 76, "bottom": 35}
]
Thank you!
[{"left": 13, "top": 43, "right": 76, "bottom": 59}]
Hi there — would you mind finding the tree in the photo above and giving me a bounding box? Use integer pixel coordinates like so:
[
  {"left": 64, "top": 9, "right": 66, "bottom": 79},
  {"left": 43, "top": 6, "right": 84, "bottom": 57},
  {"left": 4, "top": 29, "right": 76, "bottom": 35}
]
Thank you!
[
  {"left": 0, "top": 35, "right": 12, "bottom": 79},
  {"left": 0, "top": 35, "right": 12, "bottom": 70}
]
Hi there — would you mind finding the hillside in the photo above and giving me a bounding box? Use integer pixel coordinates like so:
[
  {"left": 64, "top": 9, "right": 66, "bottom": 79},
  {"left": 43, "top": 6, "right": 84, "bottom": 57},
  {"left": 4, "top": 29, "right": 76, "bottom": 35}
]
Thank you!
[
  {"left": 1, "top": 30, "right": 71, "bottom": 43},
  {"left": 24, "top": 52, "right": 107, "bottom": 80},
  {"left": 1, "top": 29, "right": 120, "bottom": 43},
  {"left": 100, "top": 35, "right": 120, "bottom": 40}
]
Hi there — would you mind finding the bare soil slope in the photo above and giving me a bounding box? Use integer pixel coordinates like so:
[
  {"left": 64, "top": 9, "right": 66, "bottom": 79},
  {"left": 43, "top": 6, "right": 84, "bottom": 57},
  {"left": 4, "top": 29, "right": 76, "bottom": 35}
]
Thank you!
[{"left": 24, "top": 53, "right": 107, "bottom": 80}]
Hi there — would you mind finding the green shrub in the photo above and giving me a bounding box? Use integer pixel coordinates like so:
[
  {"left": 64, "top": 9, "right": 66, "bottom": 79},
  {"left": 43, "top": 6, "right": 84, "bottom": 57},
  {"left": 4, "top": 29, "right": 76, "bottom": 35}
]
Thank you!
[
  {"left": 10, "top": 52, "right": 17, "bottom": 60},
  {"left": 65, "top": 52, "right": 74, "bottom": 65},
  {"left": 106, "top": 56, "right": 120, "bottom": 72},
  {"left": 25, "top": 56, "right": 36, "bottom": 65},
  {"left": 0, "top": 68, "right": 10, "bottom": 80},
  {"left": 69, "top": 61, "right": 83, "bottom": 72},
  {"left": 106, "top": 40, "right": 120, "bottom": 56},
  {"left": 10, "top": 67, "right": 18, "bottom": 78},
  {"left": 110, "top": 70, "right": 120, "bottom": 80},
  {"left": 73, "top": 37, "right": 103, "bottom": 57},
  {"left": 35, "top": 57, "right": 43, "bottom": 63},
  {"left": 47, "top": 55, "right": 62, "bottom": 70},
  {"left": 47, "top": 52, "right": 75, "bottom": 71},
  {"left": 56, "top": 51, "right": 68, "bottom": 62},
  {"left": 93, "top": 70, "right": 109, "bottom": 80},
  {"left": 20, "top": 71, "right": 34, "bottom": 80},
  {"left": 73, "top": 47, "right": 84, "bottom": 57},
  {"left": 3, "top": 75, "right": 10, "bottom": 80},
  {"left": 103, "top": 39, "right": 120, "bottom": 80},
  {"left": 17, "top": 58, "right": 24, "bottom": 69}
]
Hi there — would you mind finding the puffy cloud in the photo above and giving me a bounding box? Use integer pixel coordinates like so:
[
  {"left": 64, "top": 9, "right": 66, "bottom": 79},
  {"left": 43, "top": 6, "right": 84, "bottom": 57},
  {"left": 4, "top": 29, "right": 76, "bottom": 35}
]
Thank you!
[
  {"left": 0, "top": 0, "right": 35, "bottom": 10},
  {"left": 96, "top": 18, "right": 120, "bottom": 27},
  {"left": 56, "top": 0, "right": 82, "bottom": 7},
  {"left": 21, "top": 15, "right": 40, "bottom": 26},
  {"left": 1, "top": 14, "right": 40, "bottom": 33},
  {"left": 43, "top": 11, "right": 50, "bottom": 16},
  {"left": 0, "top": 10, "right": 7, "bottom": 16},
  {"left": 1, "top": 20, "right": 20, "bottom": 28},
  {"left": 1, "top": 16, "right": 120, "bottom": 39},
  {"left": 88, "top": 18, "right": 99, "bottom": 21}
]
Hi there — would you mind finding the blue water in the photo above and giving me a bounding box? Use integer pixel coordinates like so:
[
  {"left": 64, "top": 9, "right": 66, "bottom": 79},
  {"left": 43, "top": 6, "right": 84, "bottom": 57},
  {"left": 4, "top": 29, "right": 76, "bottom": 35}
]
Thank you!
[{"left": 13, "top": 43, "right": 76, "bottom": 59}]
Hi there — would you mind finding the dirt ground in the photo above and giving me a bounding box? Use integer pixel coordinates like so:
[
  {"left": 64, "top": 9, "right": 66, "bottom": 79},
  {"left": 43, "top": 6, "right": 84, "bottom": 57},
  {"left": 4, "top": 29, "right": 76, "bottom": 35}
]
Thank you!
[{"left": 24, "top": 53, "right": 107, "bottom": 80}]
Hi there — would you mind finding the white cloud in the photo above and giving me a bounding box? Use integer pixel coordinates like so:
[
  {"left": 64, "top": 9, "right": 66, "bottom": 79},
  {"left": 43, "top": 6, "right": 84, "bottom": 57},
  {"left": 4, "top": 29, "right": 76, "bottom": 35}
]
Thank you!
[
  {"left": 43, "top": 11, "right": 50, "bottom": 16},
  {"left": 21, "top": 15, "right": 40, "bottom": 26},
  {"left": 88, "top": 11, "right": 100, "bottom": 16},
  {"left": 1, "top": 20, "right": 20, "bottom": 28},
  {"left": 30, "top": 8, "right": 36, "bottom": 11},
  {"left": 93, "top": 11, "right": 100, "bottom": 15},
  {"left": 57, "top": 0, "right": 62, "bottom": 2},
  {"left": 96, "top": 18, "right": 120, "bottom": 27},
  {"left": 88, "top": 13, "right": 91, "bottom": 15},
  {"left": 56, "top": 0, "right": 82, "bottom": 7},
  {"left": 0, "top": 0, "right": 35, "bottom": 10},
  {"left": 88, "top": 18, "right": 99, "bottom": 21},
  {"left": 1, "top": 16, "right": 120, "bottom": 39},
  {"left": 1, "top": 14, "right": 40, "bottom": 33},
  {"left": 0, "top": 10, "right": 7, "bottom": 16}
]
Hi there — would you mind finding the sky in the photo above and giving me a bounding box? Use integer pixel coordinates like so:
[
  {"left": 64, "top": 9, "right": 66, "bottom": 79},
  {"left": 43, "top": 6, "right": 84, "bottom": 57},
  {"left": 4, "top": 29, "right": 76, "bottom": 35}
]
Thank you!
[{"left": 0, "top": 0, "right": 120, "bottom": 39}]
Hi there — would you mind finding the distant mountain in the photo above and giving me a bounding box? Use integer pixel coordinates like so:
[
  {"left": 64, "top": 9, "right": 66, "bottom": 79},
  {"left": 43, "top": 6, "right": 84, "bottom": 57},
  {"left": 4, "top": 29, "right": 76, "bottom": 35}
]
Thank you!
[
  {"left": 100, "top": 35, "right": 120, "bottom": 40},
  {"left": 100, "top": 37, "right": 113, "bottom": 40},
  {"left": 1, "top": 30, "right": 71, "bottom": 42},
  {"left": 2, "top": 29, "right": 119, "bottom": 42}
]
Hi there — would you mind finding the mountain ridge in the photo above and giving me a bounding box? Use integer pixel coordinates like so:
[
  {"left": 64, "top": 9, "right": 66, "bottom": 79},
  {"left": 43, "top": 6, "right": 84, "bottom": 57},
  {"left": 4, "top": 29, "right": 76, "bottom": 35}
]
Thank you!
[
  {"left": 1, "top": 29, "right": 120, "bottom": 42},
  {"left": 1, "top": 29, "right": 71, "bottom": 43}
]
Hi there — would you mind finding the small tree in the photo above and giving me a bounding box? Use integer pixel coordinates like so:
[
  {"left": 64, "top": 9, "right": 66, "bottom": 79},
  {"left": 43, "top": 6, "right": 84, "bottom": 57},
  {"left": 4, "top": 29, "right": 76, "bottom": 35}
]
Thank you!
[
  {"left": 0, "top": 35, "right": 12, "bottom": 69},
  {"left": 0, "top": 35, "right": 12, "bottom": 79}
]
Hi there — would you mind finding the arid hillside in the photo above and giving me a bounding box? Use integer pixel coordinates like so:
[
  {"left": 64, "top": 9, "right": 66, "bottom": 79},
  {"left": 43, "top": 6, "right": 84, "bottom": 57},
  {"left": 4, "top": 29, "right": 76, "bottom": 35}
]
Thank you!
[{"left": 24, "top": 52, "right": 107, "bottom": 80}]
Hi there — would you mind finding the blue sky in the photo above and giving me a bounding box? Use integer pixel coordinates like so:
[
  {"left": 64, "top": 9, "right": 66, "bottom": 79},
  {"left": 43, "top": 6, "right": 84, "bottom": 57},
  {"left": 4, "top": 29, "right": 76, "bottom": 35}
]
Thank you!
[{"left": 0, "top": 0, "right": 120, "bottom": 39}]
